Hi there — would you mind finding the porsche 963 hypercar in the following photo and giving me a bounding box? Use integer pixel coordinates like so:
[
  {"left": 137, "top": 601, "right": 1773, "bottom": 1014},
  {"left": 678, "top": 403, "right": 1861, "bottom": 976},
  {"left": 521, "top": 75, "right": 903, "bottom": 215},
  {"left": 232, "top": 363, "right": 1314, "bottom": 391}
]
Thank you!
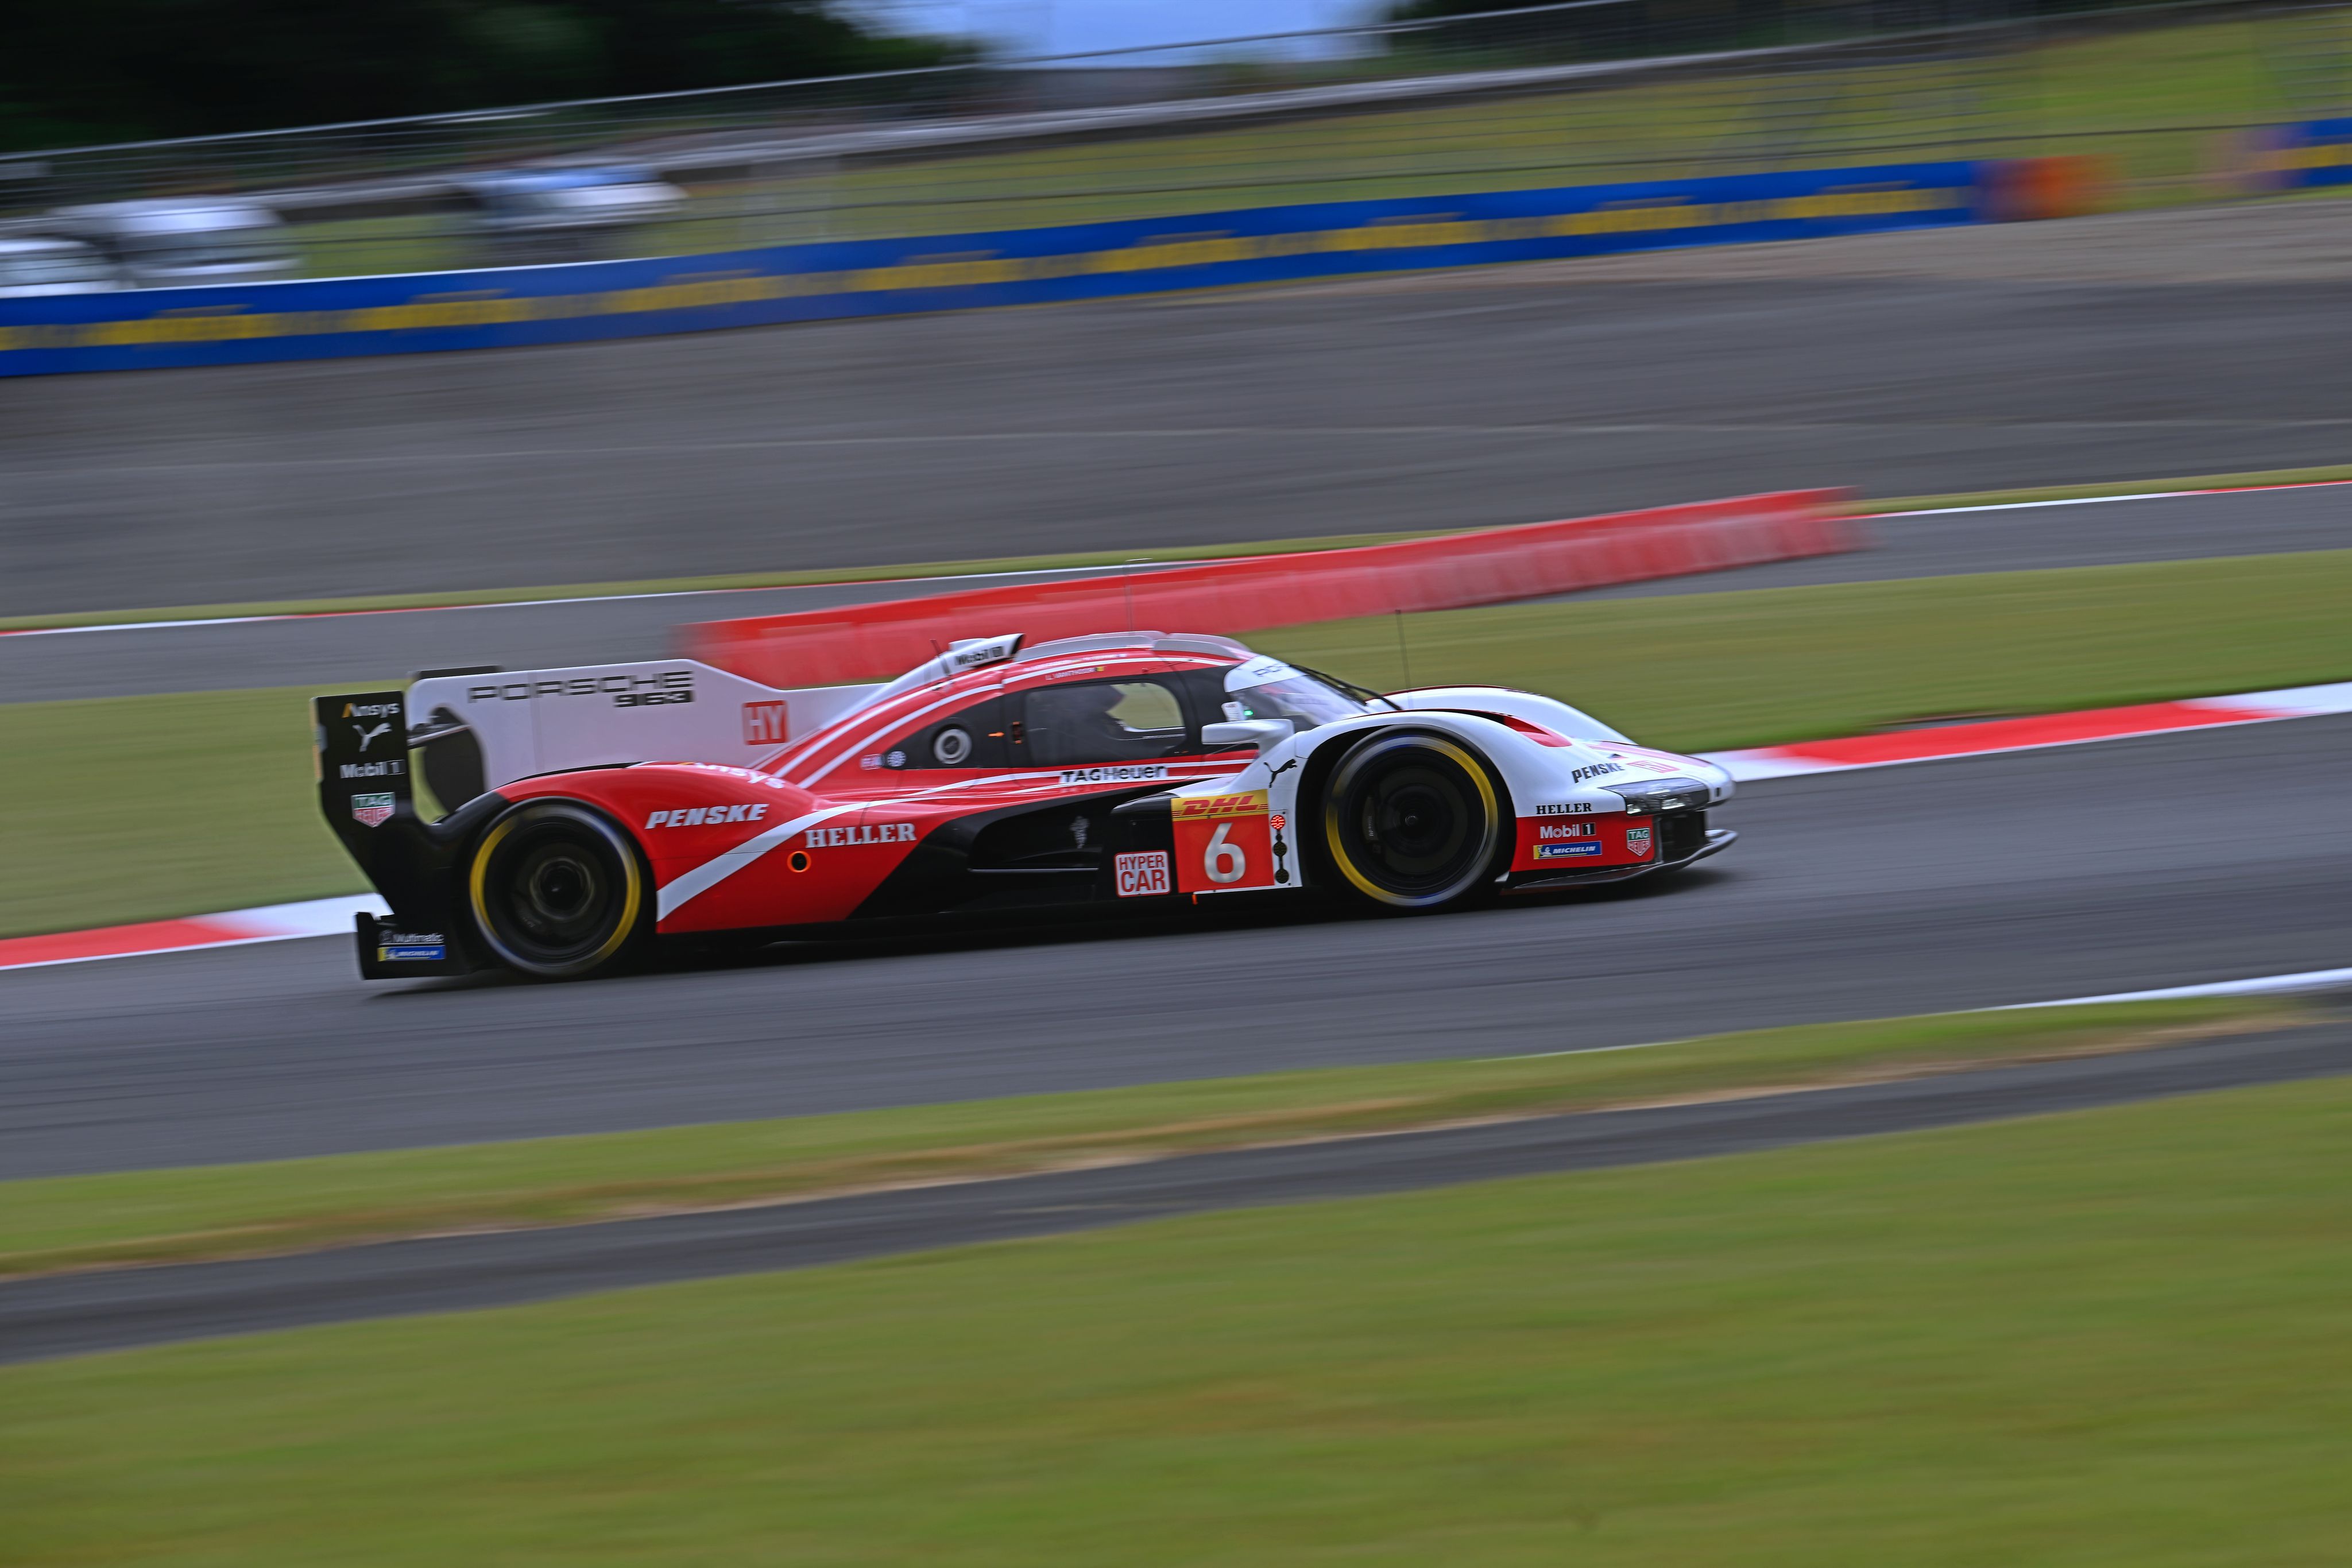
[{"left": 313, "top": 630, "right": 1735, "bottom": 980}]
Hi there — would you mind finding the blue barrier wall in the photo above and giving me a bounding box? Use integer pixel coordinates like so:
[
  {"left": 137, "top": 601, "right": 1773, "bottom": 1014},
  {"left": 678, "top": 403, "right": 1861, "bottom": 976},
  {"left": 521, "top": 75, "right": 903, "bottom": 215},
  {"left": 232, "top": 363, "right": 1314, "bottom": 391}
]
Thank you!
[
  {"left": 2261, "top": 118, "right": 2352, "bottom": 187},
  {"left": 0, "top": 162, "right": 1985, "bottom": 377}
]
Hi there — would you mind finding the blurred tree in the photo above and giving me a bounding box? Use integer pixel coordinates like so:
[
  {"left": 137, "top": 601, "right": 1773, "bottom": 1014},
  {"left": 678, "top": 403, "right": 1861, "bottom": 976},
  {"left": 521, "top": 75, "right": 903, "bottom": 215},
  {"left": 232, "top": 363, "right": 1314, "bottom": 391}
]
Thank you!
[{"left": 0, "top": 0, "right": 962, "bottom": 150}]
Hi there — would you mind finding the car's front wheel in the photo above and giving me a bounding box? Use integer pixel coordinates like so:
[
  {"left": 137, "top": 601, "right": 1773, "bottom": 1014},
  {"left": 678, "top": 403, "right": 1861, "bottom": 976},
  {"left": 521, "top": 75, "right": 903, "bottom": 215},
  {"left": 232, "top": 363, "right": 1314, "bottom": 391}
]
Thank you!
[
  {"left": 1320, "top": 731, "right": 1507, "bottom": 911},
  {"left": 467, "top": 801, "right": 648, "bottom": 979}
]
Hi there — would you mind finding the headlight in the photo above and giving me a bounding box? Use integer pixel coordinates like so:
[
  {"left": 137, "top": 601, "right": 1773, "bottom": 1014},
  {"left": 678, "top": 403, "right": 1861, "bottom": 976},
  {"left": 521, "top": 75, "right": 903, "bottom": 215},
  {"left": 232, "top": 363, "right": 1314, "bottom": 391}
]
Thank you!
[{"left": 1612, "top": 777, "right": 1709, "bottom": 815}]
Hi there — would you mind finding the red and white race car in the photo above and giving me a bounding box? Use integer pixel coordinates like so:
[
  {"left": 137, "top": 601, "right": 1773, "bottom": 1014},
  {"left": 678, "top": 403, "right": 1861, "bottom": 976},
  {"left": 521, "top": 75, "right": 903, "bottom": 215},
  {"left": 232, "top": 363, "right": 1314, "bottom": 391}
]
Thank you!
[{"left": 314, "top": 631, "right": 1735, "bottom": 980}]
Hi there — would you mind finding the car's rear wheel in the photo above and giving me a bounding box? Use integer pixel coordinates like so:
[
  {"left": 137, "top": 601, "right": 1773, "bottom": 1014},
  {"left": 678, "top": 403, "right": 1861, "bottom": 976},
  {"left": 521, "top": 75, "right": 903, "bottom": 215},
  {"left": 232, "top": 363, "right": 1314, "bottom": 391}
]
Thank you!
[
  {"left": 1321, "top": 731, "right": 1506, "bottom": 911},
  {"left": 467, "top": 801, "right": 647, "bottom": 979}
]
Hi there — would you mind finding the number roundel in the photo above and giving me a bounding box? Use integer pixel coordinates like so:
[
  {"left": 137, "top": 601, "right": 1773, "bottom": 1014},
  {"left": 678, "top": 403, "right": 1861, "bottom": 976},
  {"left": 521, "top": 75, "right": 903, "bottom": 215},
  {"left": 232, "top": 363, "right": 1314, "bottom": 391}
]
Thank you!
[
  {"left": 1204, "top": 822, "right": 1247, "bottom": 884},
  {"left": 1322, "top": 731, "right": 1503, "bottom": 910},
  {"left": 931, "top": 725, "right": 973, "bottom": 766}
]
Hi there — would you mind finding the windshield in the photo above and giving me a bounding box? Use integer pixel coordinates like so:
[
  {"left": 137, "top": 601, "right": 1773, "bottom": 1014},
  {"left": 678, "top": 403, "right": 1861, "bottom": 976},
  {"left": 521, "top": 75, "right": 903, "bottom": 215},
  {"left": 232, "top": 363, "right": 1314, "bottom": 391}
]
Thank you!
[{"left": 1221, "top": 655, "right": 1393, "bottom": 730}]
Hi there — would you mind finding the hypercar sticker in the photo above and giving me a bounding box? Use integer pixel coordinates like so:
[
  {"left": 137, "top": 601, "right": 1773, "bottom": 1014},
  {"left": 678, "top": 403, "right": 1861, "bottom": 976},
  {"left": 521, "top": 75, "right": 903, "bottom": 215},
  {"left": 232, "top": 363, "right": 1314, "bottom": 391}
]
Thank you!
[{"left": 1115, "top": 851, "right": 1171, "bottom": 897}]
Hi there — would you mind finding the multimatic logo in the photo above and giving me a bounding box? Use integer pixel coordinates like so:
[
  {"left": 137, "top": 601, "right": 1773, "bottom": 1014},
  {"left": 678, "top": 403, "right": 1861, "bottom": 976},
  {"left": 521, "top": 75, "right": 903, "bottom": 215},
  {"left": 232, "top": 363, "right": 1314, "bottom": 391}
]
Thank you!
[
  {"left": 376, "top": 930, "right": 447, "bottom": 961},
  {"left": 467, "top": 671, "right": 694, "bottom": 708}
]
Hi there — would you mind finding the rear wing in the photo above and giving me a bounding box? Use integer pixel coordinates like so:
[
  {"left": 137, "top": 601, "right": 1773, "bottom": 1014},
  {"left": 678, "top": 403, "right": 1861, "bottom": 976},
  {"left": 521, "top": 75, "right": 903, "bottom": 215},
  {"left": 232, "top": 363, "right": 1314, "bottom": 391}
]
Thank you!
[
  {"left": 310, "top": 660, "right": 876, "bottom": 979},
  {"left": 401, "top": 659, "right": 879, "bottom": 812}
]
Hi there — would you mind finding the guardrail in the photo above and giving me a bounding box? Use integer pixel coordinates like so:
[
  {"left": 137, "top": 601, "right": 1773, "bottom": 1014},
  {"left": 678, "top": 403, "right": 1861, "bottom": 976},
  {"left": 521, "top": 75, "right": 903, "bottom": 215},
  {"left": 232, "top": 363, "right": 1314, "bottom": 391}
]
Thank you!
[
  {"left": 0, "top": 158, "right": 2023, "bottom": 377},
  {"left": 684, "top": 491, "right": 1859, "bottom": 688}
]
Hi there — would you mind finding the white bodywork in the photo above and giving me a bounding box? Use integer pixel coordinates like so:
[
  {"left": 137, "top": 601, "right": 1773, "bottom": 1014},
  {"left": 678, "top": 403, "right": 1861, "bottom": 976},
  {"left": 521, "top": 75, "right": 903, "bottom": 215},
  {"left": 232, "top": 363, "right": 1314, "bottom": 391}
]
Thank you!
[
  {"left": 1165, "top": 680, "right": 1733, "bottom": 891},
  {"left": 405, "top": 660, "right": 879, "bottom": 800},
  {"left": 402, "top": 645, "right": 1731, "bottom": 890}
]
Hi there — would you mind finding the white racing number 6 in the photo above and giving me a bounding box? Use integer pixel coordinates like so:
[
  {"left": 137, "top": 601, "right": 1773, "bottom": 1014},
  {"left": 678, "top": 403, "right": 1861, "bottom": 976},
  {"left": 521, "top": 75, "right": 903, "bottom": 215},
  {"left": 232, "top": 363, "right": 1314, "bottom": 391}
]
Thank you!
[{"left": 1205, "top": 822, "right": 1247, "bottom": 885}]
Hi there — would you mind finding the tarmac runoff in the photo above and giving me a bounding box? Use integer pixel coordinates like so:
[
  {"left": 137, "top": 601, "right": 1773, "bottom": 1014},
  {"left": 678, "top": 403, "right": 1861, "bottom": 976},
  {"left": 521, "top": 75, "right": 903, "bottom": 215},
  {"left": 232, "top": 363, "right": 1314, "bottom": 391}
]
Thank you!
[
  {"left": 7, "top": 714, "right": 2352, "bottom": 1183},
  {"left": 3, "top": 482, "right": 2350, "bottom": 703},
  {"left": 3, "top": 1024, "right": 2345, "bottom": 1365},
  {"left": 9, "top": 678, "right": 2350, "bottom": 974},
  {"left": 16, "top": 259, "right": 2352, "bottom": 617}
]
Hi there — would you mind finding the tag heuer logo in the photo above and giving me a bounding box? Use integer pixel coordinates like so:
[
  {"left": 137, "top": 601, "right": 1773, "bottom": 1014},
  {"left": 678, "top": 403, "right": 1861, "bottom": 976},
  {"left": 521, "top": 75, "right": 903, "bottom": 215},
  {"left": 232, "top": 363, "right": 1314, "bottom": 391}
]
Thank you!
[{"left": 351, "top": 792, "right": 396, "bottom": 828}]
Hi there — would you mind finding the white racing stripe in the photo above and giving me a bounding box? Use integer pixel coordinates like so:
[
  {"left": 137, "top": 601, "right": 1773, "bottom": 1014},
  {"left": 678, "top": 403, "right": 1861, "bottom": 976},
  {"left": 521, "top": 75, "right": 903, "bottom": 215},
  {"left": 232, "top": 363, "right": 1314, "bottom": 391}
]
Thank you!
[
  {"left": 1994, "top": 969, "right": 2352, "bottom": 1009},
  {"left": 653, "top": 803, "right": 864, "bottom": 922}
]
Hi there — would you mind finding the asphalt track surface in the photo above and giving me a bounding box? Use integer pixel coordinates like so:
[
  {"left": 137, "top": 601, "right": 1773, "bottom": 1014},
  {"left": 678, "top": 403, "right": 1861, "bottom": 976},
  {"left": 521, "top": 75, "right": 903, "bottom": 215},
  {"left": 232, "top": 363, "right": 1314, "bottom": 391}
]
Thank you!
[
  {"left": 10, "top": 713, "right": 2352, "bottom": 1182},
  {"left": 7, "top": 484, "right": 2349, "bottom": 703},
  {"left": 6, "top": 1024, "right": 2344, "bottom": 1364},
  {"left": 14, "top": 272, "right": 2352, "bottom": 618}
]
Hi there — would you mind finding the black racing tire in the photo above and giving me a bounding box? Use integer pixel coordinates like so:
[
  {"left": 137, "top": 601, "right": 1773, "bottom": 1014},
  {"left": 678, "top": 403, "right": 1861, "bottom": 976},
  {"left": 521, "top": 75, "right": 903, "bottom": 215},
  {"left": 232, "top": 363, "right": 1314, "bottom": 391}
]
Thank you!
[
  {"left": 466, "top": 801, "right": 648, "bottom": 980},
  {"left": 1320, "top": 730, "right": 1507, "bottom": 911}
]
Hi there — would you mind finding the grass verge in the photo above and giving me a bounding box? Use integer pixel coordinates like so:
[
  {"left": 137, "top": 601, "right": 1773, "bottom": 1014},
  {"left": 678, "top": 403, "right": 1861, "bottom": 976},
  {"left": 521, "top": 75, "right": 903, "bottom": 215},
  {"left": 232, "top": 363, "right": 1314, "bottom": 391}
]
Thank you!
[
  {"left": 0, "top": 997, "right": 2300, "bottom": 1280},
  {"left": 0, "top": 684, "right": 368, "bottom": 936},
  {"left": 10, "top": 547, "right": 2352, "bottom": 937},
  {"left": 7, "top": 464, "right": 2349, "bottom": 634},
  {"left": 1252, "top": 547, "right": 2352, "bottom": 753},
  {"left": 7, "top": 1065, "right": 2351, "bottom": 1562}
]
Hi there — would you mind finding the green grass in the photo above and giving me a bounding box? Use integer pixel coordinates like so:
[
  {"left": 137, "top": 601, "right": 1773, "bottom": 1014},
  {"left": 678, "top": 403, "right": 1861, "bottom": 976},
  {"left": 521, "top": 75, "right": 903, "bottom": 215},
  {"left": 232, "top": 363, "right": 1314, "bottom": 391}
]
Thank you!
[
  {"left": 9, "top": 1066, "right": 2351, "bottom": 1562},
  {"left": 1252, "top": 547, "right": 2352, "bottom": 753},
  {"left": 0, "top": 997, "right": 2291, "bottom": 1280},
  {"left": 9, "top": 546, "right": 2352, "bottom": 938},
  {"left": 0, "top": 686, "right": 366, "bottom": 936}
]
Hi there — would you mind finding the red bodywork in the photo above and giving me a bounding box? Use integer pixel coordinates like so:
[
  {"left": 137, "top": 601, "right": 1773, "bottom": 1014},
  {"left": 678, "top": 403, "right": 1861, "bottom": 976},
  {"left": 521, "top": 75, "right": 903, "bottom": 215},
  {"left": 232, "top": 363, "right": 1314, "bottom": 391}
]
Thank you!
[{"left": 501, "top": 645, "right": 1260, "bottom": 934}]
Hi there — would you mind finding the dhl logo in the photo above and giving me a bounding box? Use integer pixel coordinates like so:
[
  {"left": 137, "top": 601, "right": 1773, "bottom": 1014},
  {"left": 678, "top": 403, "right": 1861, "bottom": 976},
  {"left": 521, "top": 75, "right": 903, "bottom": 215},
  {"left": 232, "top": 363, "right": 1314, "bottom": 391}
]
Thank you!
[{"left": 1173, "top": 791, "right": 1268, "bottom": 820}]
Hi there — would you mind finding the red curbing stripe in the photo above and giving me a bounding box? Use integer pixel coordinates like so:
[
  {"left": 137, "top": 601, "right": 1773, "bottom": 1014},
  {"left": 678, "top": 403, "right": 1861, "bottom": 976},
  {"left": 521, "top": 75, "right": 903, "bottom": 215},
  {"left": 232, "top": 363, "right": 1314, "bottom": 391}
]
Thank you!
[
  {"left": 1762, "top": 700, "right": 2284, "bottom": 768},
  {"left": 0, "top": 916, "right": 256, "bottom": 969}
]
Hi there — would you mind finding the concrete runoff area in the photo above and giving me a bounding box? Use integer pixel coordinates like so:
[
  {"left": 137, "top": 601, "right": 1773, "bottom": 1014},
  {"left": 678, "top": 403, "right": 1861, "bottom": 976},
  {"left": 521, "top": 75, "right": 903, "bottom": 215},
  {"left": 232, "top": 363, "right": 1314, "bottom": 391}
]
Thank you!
[
  {"left": 6, "top": 714, "right": 2350, "bottom": 1182},
  {"left": 1, "top": 483, "right": 2346, "bottom": 702},
  {"left": 14, "top": 200, "right": 2352, "bottom": 618},
  {"left": 4, "top": 1025, "right": 2345, "bottom": 1365}
]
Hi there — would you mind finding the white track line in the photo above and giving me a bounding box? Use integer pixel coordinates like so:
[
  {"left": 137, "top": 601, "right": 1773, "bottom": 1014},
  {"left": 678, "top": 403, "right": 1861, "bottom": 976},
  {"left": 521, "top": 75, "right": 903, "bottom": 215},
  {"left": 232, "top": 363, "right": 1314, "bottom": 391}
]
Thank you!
[
  {"left": 1865, "top": 477, "right": 2352, "bottom": 520},
  {"left": 1997, "top": 969, "right": 2352, "bottom": 1008},
  {"left": 0, "top": 562, "right": 1197, "bottom": 639},
  {"left": 15, "top": 476, "right": 2348, "bottom": 640}
]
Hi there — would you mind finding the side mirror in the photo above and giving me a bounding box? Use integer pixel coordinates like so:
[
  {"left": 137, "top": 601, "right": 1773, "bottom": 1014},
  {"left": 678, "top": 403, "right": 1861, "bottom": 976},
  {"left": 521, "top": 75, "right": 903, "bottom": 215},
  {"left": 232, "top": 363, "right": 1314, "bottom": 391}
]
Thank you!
[{"left": 1202, "top": 718, "right": 1292, "bottom": 754}]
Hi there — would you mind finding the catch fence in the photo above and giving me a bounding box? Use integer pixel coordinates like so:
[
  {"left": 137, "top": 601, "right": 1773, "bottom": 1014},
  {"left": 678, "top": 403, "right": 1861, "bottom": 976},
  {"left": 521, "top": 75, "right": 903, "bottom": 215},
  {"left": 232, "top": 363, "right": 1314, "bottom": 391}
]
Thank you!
[{"left": 6, "top": 0, "right": 2352, "bottom": 280}]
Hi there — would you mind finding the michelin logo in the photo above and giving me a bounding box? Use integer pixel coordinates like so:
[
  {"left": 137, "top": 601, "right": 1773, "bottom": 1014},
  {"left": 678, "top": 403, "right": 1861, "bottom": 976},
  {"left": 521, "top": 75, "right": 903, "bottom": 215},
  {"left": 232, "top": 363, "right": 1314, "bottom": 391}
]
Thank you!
[{"left": 376, "top": 931, "right": 447, "bottom": 962}]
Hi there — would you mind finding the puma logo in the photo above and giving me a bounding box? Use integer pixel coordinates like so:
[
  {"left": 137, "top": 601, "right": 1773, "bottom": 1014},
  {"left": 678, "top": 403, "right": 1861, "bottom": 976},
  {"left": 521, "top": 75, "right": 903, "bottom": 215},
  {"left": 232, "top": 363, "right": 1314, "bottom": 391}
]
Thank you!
[{"left": 352, "top": 721, "right": 393, "bottom": 751}]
